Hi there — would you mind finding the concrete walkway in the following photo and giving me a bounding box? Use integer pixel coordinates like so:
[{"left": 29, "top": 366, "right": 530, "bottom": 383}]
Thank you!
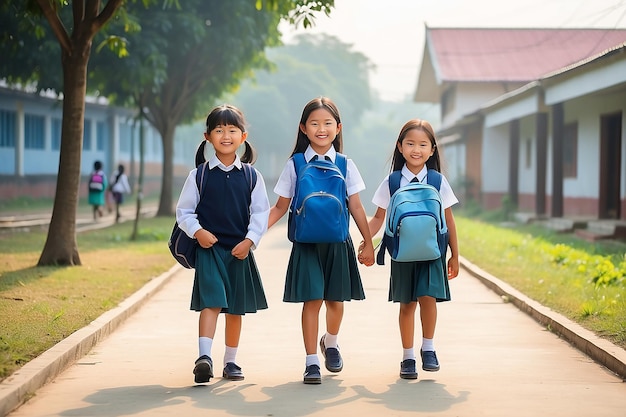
[{"left": 2, "top": 224, "right": 625, "bottom": 417}]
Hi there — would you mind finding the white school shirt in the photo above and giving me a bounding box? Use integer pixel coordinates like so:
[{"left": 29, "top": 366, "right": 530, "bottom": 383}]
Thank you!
[
  {"left": 110, "top": 172, "right": 131, "bottom": 194},
  {"left": 273, "top": 145, "right": 366, "bottom": 198},
  {"left": 371, "top": 165, "right": 458, "bottom": 210},
  {"left": 175, "top": 154, "right": 270, "bottom": 249}
]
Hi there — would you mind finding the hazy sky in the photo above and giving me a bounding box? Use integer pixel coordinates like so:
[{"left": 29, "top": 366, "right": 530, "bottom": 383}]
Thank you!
[{"left": 280, "top": 0, "right": 626, "bottom": 101}]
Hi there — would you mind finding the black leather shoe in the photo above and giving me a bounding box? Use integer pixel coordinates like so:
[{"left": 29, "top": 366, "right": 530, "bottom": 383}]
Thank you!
[
  {"left": 303, "top": 364, "right": 322, "bottom": 384},
  {"left": 193, "top": 355, "right": 214, "bottom": 383},
  {"left": 400, "top": 359, "right": 418, "bottom": 379},
  {"left": 222, "top": 362, "right": 245, "bottom": 381},
  {"left": 320, "top": 335, "right": 343, "bottom": 372},
  {"left": 421, "top": 350, "right": 440, "bottom": 372}
]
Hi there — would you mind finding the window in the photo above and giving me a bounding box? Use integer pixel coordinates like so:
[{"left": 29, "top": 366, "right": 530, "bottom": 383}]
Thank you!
[
  {"left": 24, "top": 114, "right": 45, "bottom": 149},
  {"left": 0, "top": 109, "right": 16, "bottom": 147},
  {"left": 51, "top": 118, "right": 62, "bottom": 150},
  {"left": 83, "top": 119, "right": 92, "bottom": 150},
  {"left": 119, "top": 123, "right": 132, "bottom": 152},
  {"left": 525, "top": 139, "right": 532, "bottom": 169},
  {"left": 563, "top": 122, "right": 578, "bottom": 178},
  {"left": 96, "top": 121, "right": 107, "bottom": 151}
]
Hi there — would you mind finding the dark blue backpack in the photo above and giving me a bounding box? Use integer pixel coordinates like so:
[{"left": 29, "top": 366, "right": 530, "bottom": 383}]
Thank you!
[
  {"left": 168, "top": 162, "right": 257, "bottom": 268},
  {"left": 288, "top": 153, "right": 349, "bottom": 243},
  {"left": 376, "top": 169, "right": 448, "bottom": 265}
]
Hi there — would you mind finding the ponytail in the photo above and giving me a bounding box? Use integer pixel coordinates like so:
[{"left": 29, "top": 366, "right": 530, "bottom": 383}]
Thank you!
[
  {"left": 195, "top": 141, "right": 207, "bottom": 167},
  {"left": 240, "top": 141, "right": 257, "bottom": 164}
]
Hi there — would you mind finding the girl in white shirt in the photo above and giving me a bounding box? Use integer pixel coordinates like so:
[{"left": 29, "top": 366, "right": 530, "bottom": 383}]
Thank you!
[{"left": 176, "top": 104, "right": 270, "bottom": 384}]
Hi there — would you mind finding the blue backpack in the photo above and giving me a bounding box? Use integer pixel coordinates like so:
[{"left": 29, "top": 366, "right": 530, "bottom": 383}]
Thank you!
[
  {"left": 376, "top": 169, "right": 448, "bottom": 265},
  {"left": 288, "top": 153, "right": 349, "bottom": 243},
  {"left": 168, "top": 162, "right": 257, "bottom": 268}
]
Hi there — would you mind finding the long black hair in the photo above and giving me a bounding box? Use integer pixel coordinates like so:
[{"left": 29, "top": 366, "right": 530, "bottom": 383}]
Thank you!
[
  {"left": 290, "top": 96, "right": 343, "bottom": 156},
  {"left": 194, "top": 104, "right": 257, "bottom": 167},
  {"left": 390, "top": 119, "right": 441, "bottom": 172}
]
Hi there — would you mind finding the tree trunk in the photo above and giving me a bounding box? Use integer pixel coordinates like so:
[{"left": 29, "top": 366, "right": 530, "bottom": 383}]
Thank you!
[
  {"left": 156, "top": 123, "right": 176, "bottom": 217},
  {"left": 38, "top": 48, "right": 90, "bottom": 265}
]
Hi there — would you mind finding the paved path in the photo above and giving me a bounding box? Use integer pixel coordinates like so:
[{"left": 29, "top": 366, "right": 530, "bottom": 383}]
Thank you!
[{"left": 3, "top": 224, "right": 626, "bottom": 416}]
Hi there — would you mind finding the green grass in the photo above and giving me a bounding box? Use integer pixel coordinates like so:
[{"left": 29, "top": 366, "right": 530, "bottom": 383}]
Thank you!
[
  {"left": 0, "top": 216, "right": 175, "bottom": 381},
  {"left": 456, "top": 216, "right": 626, "bottom": 349}
]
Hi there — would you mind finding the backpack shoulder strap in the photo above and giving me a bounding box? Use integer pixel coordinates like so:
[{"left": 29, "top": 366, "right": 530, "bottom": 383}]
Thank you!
[
  {"left": 387, "top": 170, "right": 403, "bottom": 196},
  {"left": 241, "top": 163, "right": 258, "bottom": 192},
  {"left": 195, "top": 162, "right": 209, "bottom": 198},
  {"left": 292, "top": 153, "right": 306, "bottom": 176},
  {"left": 335, "top": 153, "right": 348, "bottom": 178},
  {"left": 426, "top": 169, "right": 443, "bottom": 191}
]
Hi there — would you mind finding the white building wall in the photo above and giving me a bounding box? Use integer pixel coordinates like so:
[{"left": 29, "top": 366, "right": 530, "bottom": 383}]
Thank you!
[{"left": 482, "top": 124, "right": 510, "bottom": 193}]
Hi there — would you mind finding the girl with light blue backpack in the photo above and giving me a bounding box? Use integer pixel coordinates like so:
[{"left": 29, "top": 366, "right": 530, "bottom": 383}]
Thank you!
[{"left": 361, "top": 119, "right": 459, "bottom": 380}]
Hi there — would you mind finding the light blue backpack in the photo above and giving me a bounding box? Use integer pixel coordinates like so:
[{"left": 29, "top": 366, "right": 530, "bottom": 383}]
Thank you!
[{"left": 376, "top": 169, "right": 448, "bottom": 265}]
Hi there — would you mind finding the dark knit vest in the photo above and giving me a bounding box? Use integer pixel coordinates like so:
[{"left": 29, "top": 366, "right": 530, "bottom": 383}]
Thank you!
[{"left": 196, "top": 167, "right": 251, "bottom": 249}]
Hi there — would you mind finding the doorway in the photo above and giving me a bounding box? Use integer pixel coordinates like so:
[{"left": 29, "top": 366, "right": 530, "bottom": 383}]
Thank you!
[{"left": 599, "top": 112, "right": 622, "bottom": 219}]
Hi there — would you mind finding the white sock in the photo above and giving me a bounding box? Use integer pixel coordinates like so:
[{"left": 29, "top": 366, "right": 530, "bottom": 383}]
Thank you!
[
  {"left": 422, "top": 337, "right": 435, "bottom": 352},
  {"left": 324, "top": 332, "right": 338, "bottom": 349},
  {"left": 403, "top": 348, "right": 415, "bottom": 361},
  {"left": 306, "top": 354, "right": 320, "bottom": 367},
  {"left": 199, "top": 337, "right": 213, "bottom": 358},
  {"left": 224, "top": 345, "right": 238, "bottom": 366}
]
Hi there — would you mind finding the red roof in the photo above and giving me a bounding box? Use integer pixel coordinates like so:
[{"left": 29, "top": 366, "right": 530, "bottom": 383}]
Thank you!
[{"left": 427, "top": 28, "right": 626, "bottom": 82}]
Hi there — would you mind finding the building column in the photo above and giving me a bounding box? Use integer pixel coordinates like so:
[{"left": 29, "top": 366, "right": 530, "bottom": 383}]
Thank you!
[
  {"left": 508, "top": 119, "right": 520, "bottom": 207},
  {"left": 551, "top": 103, "right": 564, "bottom": 217},
  {"left": 535, "top": 112, "right": 548, "bottom": 216},
  {"left": 15, "top": 102, "right": 24, "bottom": 177}
]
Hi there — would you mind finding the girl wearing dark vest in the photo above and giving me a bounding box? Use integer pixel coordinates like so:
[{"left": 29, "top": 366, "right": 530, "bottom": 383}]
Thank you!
[{"left": 175, "top": 105, "right": 270, "bottom": 384}]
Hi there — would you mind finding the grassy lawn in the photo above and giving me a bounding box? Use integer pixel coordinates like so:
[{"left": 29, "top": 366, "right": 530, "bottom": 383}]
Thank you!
[
  {"left": 0, "top": 216, "right": 175, "bottom": 381},
  {"left": 456, "top": 216, "right": 626, "bottom": 349},
  {"left": 0, "top": 208, "right": 624, "bottom": 383}
]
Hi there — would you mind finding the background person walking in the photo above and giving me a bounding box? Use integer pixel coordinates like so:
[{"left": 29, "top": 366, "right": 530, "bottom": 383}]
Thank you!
[{"left": 109, "top": 164, "right": 132, "bottom": 222}]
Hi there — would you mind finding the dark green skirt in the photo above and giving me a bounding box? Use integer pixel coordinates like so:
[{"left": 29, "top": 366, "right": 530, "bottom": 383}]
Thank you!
[
  {"left": 389, "top": 257, "right": 451, "bottom": 303},
  {"left": 190, "top": 245, "right": 268, "bottom": 314},
  {"left": 283, "top": 238, "right": 365, "bottom": 303}
]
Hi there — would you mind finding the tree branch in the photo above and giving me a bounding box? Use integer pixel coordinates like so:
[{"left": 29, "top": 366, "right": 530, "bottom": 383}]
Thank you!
[{"left": 35, "top": 0, "right": 72, "bottom": 53}]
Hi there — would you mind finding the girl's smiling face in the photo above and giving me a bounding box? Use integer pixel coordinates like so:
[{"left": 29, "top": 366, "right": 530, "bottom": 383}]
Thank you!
[
  {"left": 205, "top": 124, "right": 247, "bottom": 165},
  {"left": 397, "top": 128, "right": 435, "bottom": 174},
  {"left": 300, "top": 108, "right": 341, "bottom": 154}
]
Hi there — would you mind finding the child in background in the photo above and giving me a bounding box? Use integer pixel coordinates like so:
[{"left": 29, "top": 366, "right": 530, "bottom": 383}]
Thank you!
[
  {"left": 109, "top": 164, "right": 132, "bottom": 222},
  {"left": 268, "top": 96, "right": 375, "bottom": 384},
  {"left": 361, "top": 119, "right": 459, "bottom": 379},
  {"left": 88, "top": 160, "right": 107, "bottom": 221},
  {"left": 175, "top": 104, "right": 270, "bottom": 383}
]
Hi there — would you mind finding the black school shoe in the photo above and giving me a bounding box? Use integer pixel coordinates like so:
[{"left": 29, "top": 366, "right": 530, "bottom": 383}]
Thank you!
[
  {"left": 193, "top": 355, "right": 214, "bottom": 383},
  {"left": 420, "top": 350, "right": 440, "bottom": 372},
  {"left": 399, "top": 359, "right": 418, "bottom": 379},
  {"left": 303, "top": 364, "right": 322, "bottom": 384},
  {"left": 222, "top": 362, "right": 245, "bottom": 381},
  {"left": 319, "top": 335, "right": 343, "bottom": 372}
]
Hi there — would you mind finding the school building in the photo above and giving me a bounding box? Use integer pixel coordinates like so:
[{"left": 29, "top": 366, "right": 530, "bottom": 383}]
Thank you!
[
  {"left": 414, "top": 27, "right": 626, "bottom": 239},
  {"left": 0, "top": 85, "right": 195, "bottom": 201}
]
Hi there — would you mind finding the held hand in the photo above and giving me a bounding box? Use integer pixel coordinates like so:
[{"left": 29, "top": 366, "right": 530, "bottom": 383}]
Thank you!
[
  {"left": 357, "top": 241, "right": 375, "bottom": 267},
  {"left": 447, "top": 257, "right": 459, "bottom": 279},
  {"left": 195, "top": 229, "right": 218, "bottom": 249},
  {"left": 231, "top": 239, "right": 253, "bottom": 260}
]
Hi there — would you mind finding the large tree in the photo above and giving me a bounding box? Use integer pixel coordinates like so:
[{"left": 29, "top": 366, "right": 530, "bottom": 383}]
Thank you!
[
  {"left": 0, "top": 0, "right": 333, "bottom": 266},
  {"left": 90, "top": 0, "right": 335, "bottom": 217},
  {"left": 0, "top": 0, "right": 167, "bottom": 266}
]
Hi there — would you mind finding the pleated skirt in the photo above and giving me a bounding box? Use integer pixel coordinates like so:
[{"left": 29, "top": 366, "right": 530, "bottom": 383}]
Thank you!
[
  {"left": 389, "top": 256, "right": 451, "bottom": 303},
  {"left": 190, "top": 245, "right": 268, "bottom": 314},
  {"left": 283, "top": 238, "right": 365, "bottom": 303}
]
